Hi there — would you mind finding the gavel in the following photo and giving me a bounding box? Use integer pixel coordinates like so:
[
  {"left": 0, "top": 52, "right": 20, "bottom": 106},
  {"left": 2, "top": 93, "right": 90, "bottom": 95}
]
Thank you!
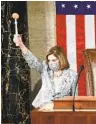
[{"left": 12, "top": 13, "right": 19, "bottom": 46}]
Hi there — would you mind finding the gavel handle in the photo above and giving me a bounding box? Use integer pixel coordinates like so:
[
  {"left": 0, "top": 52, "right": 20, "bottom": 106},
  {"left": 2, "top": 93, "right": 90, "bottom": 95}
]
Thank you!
[
  {"left": 15, "top": 19, "right": 18, "bottom": 35},
  {"left": 14, "top": 19, "right": 19, "bottom": 46}
]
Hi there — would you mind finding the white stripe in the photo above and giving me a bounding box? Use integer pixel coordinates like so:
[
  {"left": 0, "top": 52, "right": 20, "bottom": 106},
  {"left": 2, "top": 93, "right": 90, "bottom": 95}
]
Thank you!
[
  {"left": 85, "top": 15, "right": 95, "bottom": 49},
  {"left": 66, "top": 15, "right": 77, "bottom": 72}
]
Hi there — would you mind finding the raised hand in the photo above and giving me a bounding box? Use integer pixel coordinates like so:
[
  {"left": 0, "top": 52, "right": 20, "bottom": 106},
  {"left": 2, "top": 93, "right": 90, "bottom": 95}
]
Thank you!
[
  {"left": 13, "top": 34, "right": 28, "bottom": 54},
  {"left": 13, "top": 34, "right": 23, "bottom": 47}
]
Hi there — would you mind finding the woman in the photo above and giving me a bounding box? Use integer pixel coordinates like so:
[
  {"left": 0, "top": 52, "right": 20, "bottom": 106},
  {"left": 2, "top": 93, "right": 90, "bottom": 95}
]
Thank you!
[{"left": 13, "top": 34, "right": 78, "bottom": 110}]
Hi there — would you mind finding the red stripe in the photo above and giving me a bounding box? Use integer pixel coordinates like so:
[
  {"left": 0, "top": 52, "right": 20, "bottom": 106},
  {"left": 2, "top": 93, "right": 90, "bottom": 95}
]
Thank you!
[
  {"left": 56, "top": 15, "right": 67, "bottom": 53},
  {"left": 76, "top": 15, "right": 86, "bottom": 96},
  {"left": 95, "top": 15, "right": 96, "bottom": 48}
]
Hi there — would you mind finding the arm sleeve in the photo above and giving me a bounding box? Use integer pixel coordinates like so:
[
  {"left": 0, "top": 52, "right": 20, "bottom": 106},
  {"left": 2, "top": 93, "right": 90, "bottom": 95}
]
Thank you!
[
  {"left": 22, "top": 50, "right": 43, "bottom": 73},
  {"left": 71, "top": 74, "right": 78, "bottom": 96}
]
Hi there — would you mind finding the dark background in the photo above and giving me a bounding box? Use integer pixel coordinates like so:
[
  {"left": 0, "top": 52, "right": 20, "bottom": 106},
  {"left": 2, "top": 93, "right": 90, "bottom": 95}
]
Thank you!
[{"left": 1, "top": 1, "right": 31, "bottom": 123}]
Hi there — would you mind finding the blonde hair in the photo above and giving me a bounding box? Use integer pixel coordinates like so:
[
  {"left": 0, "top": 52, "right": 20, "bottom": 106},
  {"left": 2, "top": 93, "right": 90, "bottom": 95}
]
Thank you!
[{"left": 46, "top": 46, "right": 69, "bottom": 70}]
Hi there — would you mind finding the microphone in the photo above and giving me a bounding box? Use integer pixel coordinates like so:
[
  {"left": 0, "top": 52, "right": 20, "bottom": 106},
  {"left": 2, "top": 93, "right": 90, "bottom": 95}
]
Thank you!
[{"left": 72, "top": 65, "right": 84, "bottom": 112}]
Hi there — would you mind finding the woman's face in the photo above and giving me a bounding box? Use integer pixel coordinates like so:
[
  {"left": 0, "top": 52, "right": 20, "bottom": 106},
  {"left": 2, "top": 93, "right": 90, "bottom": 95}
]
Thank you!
[{"left": 47, "top": 54, "right": 59, "bottom": 71}]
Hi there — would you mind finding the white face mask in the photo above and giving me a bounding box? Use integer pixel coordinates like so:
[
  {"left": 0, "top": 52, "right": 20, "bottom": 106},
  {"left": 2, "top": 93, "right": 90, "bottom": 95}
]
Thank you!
[{"left": 48, "top": 62, "right": 59, "bottom": 71}]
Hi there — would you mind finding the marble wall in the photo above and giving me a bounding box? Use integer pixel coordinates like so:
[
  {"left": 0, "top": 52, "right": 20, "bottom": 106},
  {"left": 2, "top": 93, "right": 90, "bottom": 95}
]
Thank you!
[
  {"left": 27, "top": 1, "right": 56, "bottom": 91},
  {"left": 1, "top": 1, "right": 30, "bottom": 123},
  {"left": 1, "top": 1, "right": 56, "bottom": 123}
]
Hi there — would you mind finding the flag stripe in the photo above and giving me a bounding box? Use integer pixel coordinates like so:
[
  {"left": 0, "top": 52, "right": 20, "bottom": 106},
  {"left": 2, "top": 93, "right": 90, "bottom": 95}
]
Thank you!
[
  {"left": 85, "top": 15, "right": 96, "bottom": 48},
  {"left": 56, "top": 1, "right": 96, "bottom": 96},
  {"left": 76, "top": 15, "right": 86, "bottom": 95},
  {"left": 56, "top": 15, "right": 67, "bottom": 53},
  {"left": 66, "top": 15, "right": 77, "bottom": 72}
]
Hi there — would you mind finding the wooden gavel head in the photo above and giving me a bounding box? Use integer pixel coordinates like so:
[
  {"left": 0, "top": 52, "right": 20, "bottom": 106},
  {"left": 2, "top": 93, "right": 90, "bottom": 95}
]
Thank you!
[{"left": 12, "top": 13, "right": 19, "bottom": 20}]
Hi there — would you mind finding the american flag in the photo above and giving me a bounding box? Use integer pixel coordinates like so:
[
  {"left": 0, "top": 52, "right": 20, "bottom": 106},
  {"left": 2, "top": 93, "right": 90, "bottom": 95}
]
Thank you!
[{"left": 56, "top": 1, "right": 96, "bottom": 95}]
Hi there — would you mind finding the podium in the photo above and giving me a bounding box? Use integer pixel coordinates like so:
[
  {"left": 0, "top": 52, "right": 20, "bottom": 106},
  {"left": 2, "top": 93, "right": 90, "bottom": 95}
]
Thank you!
[
  {"left": 31, "top": 96, "right": 96, "bottom": 124},
  {"left": 54, "top": 96, "right": 96, "bottom": 110}
]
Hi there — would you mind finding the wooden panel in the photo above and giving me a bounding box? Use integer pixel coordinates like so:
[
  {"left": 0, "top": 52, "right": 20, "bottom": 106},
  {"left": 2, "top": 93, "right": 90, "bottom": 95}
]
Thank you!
[
  {"left": 31, "top": 110, "right": 96, "bottom": 124},
  {"left": 73, "top": 116, "right": 87, "bottom": 124},
  {"left": 89, "top": 116, "right": 96, "bottom": 124},
  {"left": 31, "top": 97, "right": 96, "bottom": 124},
  {"left": 54, "top": 96, "right": 96, "bottom": 109},
  {"left": 41, "top": 116, "right": 55, "bottom": 124},
  {"left": 59, "top": 115, "right": 71, "bottom": 124}
]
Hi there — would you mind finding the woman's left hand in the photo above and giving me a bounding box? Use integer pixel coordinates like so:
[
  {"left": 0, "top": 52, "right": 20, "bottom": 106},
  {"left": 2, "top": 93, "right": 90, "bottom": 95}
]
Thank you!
[{"left": 39, "top": 102, "right": 54, "bottom": 111}]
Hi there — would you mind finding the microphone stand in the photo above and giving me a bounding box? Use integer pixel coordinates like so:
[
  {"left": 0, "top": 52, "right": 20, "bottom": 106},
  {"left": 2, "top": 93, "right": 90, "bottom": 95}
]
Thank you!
[{"left": 72, "top": 65, "right": 84, "bottom": 112}]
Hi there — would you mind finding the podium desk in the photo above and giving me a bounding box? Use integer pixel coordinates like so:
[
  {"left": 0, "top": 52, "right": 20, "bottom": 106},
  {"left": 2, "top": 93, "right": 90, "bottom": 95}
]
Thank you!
[
  {"left": 31, "top": 96, "right": 96, "bottom": 124},
  {"left": 54, "top": 96, "right": 96, "bottom": 109}
]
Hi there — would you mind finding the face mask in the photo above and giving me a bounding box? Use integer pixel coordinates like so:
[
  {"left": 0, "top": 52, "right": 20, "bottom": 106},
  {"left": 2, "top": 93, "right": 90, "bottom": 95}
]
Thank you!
[{"left": 48, "top": 62, "right": 59, "bottom": 71}]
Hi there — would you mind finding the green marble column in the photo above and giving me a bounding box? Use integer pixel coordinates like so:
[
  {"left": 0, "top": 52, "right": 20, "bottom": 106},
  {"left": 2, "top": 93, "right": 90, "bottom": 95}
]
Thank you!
[{"left": 1, "top": 1, "right": 30, "bottom": 123}]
